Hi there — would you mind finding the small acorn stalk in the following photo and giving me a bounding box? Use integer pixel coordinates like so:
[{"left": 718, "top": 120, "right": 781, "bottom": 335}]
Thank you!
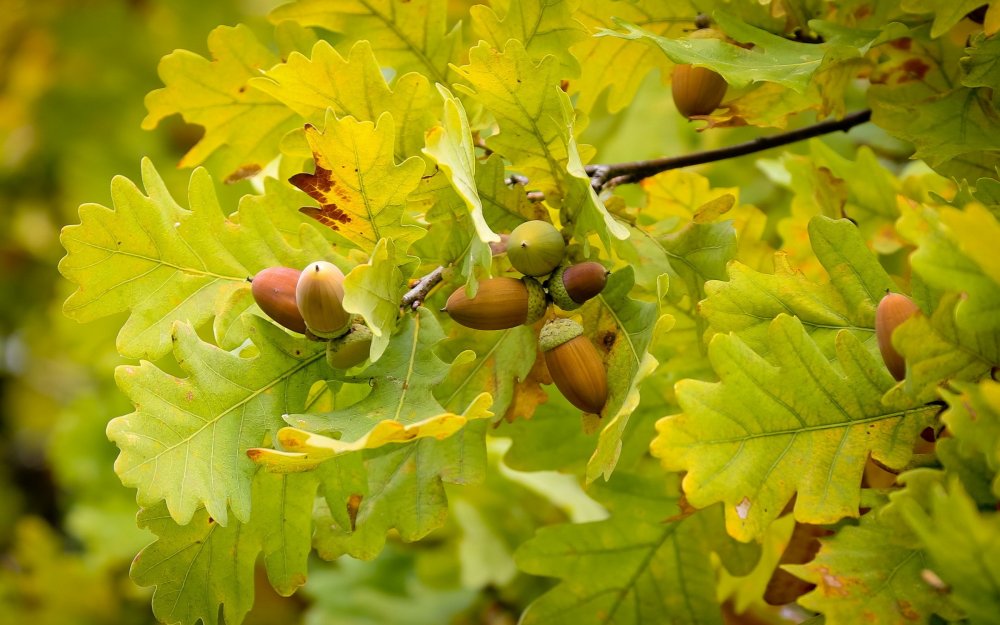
[
  {"left": 445, "top": 277, "right": 546, "bottom": 330},
  {"left": 549, "top": 262, "right": 609, "bottom": 311},
  {"left": 251, "top": 266, "right": 307, "bottom": 334},
  {"left": 506, "top": 220, "right": 566, "bottom": 277},
  {"left": 296, "top": 261, "right": 352, "bottom": 339},
  {"left": 540, "top": 318, "right": 608, "bottom": 414},
  {"left": 326, "top": 323, "right": 373, "bottom": 369}
]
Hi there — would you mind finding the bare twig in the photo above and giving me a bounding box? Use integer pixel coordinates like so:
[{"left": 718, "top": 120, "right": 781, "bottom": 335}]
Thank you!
[
  {"left": 586, "top": 109, "right": 872, "bottom": 191},
  {"left": 401, "top": 266, "right": 445, "bottom": 310}
]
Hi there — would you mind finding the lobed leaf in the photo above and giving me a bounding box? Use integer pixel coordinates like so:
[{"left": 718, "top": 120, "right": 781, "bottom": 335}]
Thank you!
[
  {"left": 470, "top": 0, "right": 586, "bottom": 76},
  {"left": 342, "top": 238, "right": 410, "bottom": 362},
  {"left": 108, "top": 316, "right": 327, "bottom": 525},
  {"left": 59, "top": 159, "right": 332, "bottom": 360},
  {"left": 652, "top": 314, "right": 939, "bottom": 541}
]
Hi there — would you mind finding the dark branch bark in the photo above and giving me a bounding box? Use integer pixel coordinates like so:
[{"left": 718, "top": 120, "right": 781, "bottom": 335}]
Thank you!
[{"left": 586, "top": 109, "right": 872, "bottom": 191}]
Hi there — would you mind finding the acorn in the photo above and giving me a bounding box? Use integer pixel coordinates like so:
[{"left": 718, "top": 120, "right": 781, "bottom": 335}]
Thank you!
[
  {"left": 326, "top": 323, "right": 372, "bottom": 369},
  {"left": 540, "top": 318, "right": 607, "bottom": 414},
  {"left": 296, "top": 261, "right": 352, "bottom": 339},
  {"left": 506, "top": 220, "right": 566, "bottom": 277},
  {"left": 251, "top": 267, "right": 307, "bottom": 334},
  {"left": 548, "top": 262, "right": 609, "bottom": 311},
  {"left": 444, "top": 277, "right": 546, "bottom": 330},
  {"left": 875, "top": 291, "right": 919, "bottom": 381},
  {"left": 671, "top": 64, "right": 728, "bottom": 118}
]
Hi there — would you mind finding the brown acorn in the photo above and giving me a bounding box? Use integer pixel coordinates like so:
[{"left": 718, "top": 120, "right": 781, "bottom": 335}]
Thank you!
[
  {"left": 251, "top": 267, "right": 307, "bottom": 334},
  {"left": 672, "top": 64, "right": 728, "bottom": 118},
  {"left": 876, "top": 292, "right": 919, "bottom": 381},
  {"left": 548, "top": 262, "right": 609, "bottom": 311},
  {"left": 296, "top": 260, "right": 352, "bottom": 339},
  {"left": 445, "top": 277, "right": 546, "bottom": 330},
  {"left": 540, "top": 318, "right": 607, "bottom": 414}
]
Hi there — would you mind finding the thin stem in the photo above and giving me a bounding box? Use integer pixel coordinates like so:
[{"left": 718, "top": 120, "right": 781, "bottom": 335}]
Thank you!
[
  {"left": 401, "top": 266, "right": 445, "bottom": 310},
  {"left": 586, "top": 109, "right": 872, "bottom": 191}
]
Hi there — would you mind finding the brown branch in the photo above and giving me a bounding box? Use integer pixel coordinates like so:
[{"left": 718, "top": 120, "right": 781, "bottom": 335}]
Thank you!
[
  {"left": 401, "top": 266, "right": 445, "bottom": 310},
  {"left": 586, "top": 109, "right": 872, "bottom": 191}
]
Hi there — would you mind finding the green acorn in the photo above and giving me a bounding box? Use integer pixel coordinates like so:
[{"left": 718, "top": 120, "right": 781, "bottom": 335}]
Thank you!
[
  {"left": 548, "top": 262, "right": 609, "bottom": 311},
  {"left": 444, "top": 277, "right": 546, "bottom": 330},
  {"left": 507, "top": 220, "right": 566, "bottom": 277},
  {"left": 296, "top": 261, "right": 352, "bottom": 339},
  {"left": 540, "top": 318, "right": 607, "bottom": 414},
  {"left": 326, "top": 324, "right": 373, "bottom": 369}
]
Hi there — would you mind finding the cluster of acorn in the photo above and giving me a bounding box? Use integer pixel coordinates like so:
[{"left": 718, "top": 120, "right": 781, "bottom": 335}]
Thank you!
[
  {"left": 250, "top": 261, "right": 373, "bottom": 369},
  {"left": 444, "top": 220, "right": 611, "bottom": 415}
]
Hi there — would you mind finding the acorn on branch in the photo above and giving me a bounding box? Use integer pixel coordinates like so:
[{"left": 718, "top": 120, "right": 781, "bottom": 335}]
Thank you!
[
  {"left": 548, "top": 262, "right": 610, "bottom": 311},
  {"left": 506, "top": 220, "right": 566, "bottom": 277},
  {"left": 444, "top": 277, "right": 547, "bottom": 330},
  {"left": 296, "top": 261, "right": 352, "bottom": 339},
  {"left": 875, "top": 291, "right": 919, "bottom": 381},
  {"left": 540, "top": 318, "right": 608, "bottom": 414},
  {"left": 251, "top": 266, "right": 307, "bottom": 334},
  {"left": 326, "top": 323, "right": 373, "bottom": 369},
  {"left": 672, "top": 64, "right": 728, "bottom": 118}
]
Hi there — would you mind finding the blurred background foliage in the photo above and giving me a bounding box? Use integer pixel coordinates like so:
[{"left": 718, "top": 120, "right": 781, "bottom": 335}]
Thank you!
[{"left": 0, "top": 0, "right": 915, "bottom": 623}]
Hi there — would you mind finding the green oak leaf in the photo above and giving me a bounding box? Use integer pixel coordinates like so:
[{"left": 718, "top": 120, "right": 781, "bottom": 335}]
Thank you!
[
  {"left": 108, "top": 316, "right": 327, "bottom": 525},
  {"left": 142, "top": 24, "right": 300, "bottom": 180},
  {"left": 248, "top": 309, "right": 492, "bottom": 471},
  {"left": 884, "top": 293, "right": 997, "bottom": 405},
  {"left": 602, "top": 13, "right": 899, "bottom": 93},
  {"left": 312, "top": 420, "right": 490, "bottom": 560},
  {"left": 897, "top": 475, "right": 1000, "bottom": 625},
  {"left": 290, "top": 111, "right": 425, "bottom": 254},
  {"left": 516, "top": 472, "right": 722, "bottom": 625},
  {"left": 470, "top": 0, "right": 586, "bottom": 76},
  {"left": 870, "top": 83, "right": 1000, "bottom": 179},
  {"left": 962, "top": 33, "right": 1000, "bottom": 91},
  {"left": 582, "top": 268, "right": 664, "bottom": 482},
  {"left": 132, "top": 470, "right": 318, "bottom": 625},
  {"left": 652, "top": 314, "right": 939, "bottom": 541},
  {"left": 423, "top": 85, "right": 501, "bottom": 245},
  {"left": 269, "top": 0, "right": 462, "bottom": 84},
  {"left": 59, "top": 158, "right": 332, "bottom": 360},
  {"left": 701, "top": 216, "right": 895, "bottom": 361},
  {"left": 454, "top": 40, "right": 628, "bottom": 243},
  {"left": 940, "top": 379, "right": 1000, "bottom": 498},
  {"left": 569, "top": 0, "right": 686, "bottom": 113},
  {"left": 251, "top": 40, "right": 437, "bottom": 161},
  {"left": 787, "top": 510, "right": 949, "bottom": 625},
  {"left": 342, "top": 238, "right": 409, "bottom": 362},
  {"left": 436, "top": 324, "right": 538, "bottom": 420},
  {"left": 901, "top": 0, "right": 988, "bottom": 38},
  {"left": 901, "top": 202, "right": 1000, "bottom": 332}
]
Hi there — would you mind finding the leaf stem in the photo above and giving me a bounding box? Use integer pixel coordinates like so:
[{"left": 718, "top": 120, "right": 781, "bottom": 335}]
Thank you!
[{"left": 586, "top": 109, "right": 873, "bottom": 191}]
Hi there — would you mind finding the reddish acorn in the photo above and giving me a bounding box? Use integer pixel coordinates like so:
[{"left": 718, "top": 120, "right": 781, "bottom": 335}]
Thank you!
[
  {"left": 540, "top": 318, "right": 608, "bottom": 414},
  {"left": 445, "top": 277, "right": 547, "bottom": 330},
  {"left": 251, "top": 267, "right": 307, "bottom": 334},
  {"left": 875, "top": 292, "right": 919, "bottom": 380}
]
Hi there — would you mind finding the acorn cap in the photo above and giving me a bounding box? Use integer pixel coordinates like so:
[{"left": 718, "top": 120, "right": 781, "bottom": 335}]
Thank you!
[
  {"left": 539, "top": 318, "right": 584, "bottom": 351},
  {"left": 296, "top": 260, "right": 352, "bottom": 339},
  {"left": 326, "top": 323, "right": 373, "bottom": 369},
  {"left": 549, "top": 262, "right": 608, "bottom": 310},
  {"left": 507, "top": 220, "right": 566, "bottom": 277},
  {"left": 548, "top": 266, "right": 579, "bottom": 311},
  {"left": 523, "top": 277, "right": 547, "bottom": 324}
]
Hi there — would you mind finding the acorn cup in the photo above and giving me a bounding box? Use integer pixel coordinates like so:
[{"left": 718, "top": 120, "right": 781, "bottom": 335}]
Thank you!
[
  {"left": 444, "top": 277, "right": 547, "bottom": 330},
  {"left": 506, "top": 220, "right": 566, "bottom": 277},
  {"left": 296, "top": 261, "right": 352, "bottom": 339},
  {"left": 326, "top": 323, "right": 373, "bottom": 369},
  {"left": 875, "top": 291, "right": 920, "bottom": 381},
  {"left": 539, "top": 318, "right": 608, "bottom": 414},
  {"left": 251, "top": 266, "right": 307, "bottom": 334},
  {"left": 548, "top": 262, "right": 610, "bottom": 311}
]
